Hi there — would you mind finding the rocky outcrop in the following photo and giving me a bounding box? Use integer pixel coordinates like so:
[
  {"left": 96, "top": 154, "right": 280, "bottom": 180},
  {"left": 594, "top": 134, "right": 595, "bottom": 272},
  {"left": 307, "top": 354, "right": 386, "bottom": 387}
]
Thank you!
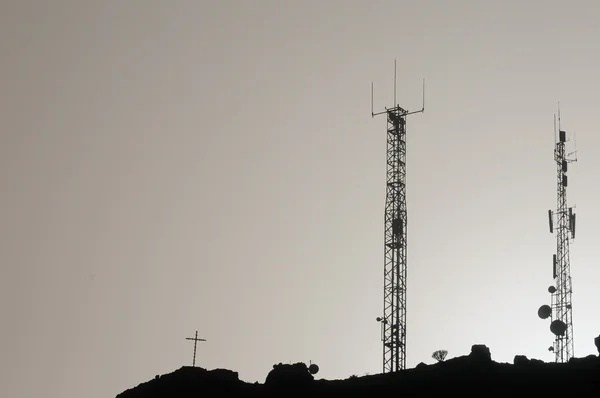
[
  {"left": 265, "top": 362, "right": 314, "bottom": 391},
  {"left": 469, "top": 344, "right": 491, "bottom": 362},
  {"left": 116, "top": 366, "right": 247, "bottom": 397}
]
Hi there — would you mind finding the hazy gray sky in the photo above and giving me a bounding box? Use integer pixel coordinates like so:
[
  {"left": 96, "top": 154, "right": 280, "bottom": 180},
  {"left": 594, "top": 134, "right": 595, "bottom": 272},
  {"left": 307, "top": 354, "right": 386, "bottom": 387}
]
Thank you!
[{"left": 2, "top": 1, "right": 599, "bottom": 397}]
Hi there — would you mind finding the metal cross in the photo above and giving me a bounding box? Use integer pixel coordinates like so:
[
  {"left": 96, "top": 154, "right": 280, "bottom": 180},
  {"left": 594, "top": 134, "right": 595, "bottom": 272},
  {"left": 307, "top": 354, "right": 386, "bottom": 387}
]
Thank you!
[{"left": 185, "top": 331, "right": 206, "bottom": 367}]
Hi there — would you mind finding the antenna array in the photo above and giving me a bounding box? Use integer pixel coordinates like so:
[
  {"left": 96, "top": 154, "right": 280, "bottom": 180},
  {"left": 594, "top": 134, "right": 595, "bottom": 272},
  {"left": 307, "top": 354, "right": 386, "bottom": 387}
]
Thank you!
[
  {"left": 538, "top": 107, "right": 577, "bottom": 363},
  {"left": 372, "top": 61, "right": 424, "bottom": 373}
]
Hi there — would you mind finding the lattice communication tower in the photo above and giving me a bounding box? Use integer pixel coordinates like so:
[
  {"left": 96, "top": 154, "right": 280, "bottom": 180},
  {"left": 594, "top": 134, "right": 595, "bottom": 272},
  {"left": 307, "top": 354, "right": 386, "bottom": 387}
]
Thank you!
[
  {"left": 537, "top": 109, "right": 577, "bottom": 363},
  {"left": 372, "top": 62, "right": 424, "bottom": 373}
]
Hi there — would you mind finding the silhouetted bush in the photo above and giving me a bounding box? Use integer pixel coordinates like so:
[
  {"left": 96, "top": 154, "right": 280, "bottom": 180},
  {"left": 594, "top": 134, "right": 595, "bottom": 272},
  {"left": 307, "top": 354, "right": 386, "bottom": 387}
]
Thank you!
[{"left": 432, "top": 350, "right": 448, "bottom": 362}]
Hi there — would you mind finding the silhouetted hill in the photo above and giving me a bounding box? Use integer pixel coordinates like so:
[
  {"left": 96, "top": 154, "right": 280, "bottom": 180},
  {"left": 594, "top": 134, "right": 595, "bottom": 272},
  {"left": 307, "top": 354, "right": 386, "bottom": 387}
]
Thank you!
[{"left": 117, "top": 344, "right": 600, "bottom": 397}]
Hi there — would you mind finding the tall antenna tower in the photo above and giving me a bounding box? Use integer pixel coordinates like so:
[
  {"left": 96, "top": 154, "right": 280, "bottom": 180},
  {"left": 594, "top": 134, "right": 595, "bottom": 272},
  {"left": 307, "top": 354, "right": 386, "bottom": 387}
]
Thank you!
[
  {"left": 372, "top": 61, "right": 424, "bottom": 373},
  {"left": 538, "top": 107, "right": 577, "bottom": 363}
]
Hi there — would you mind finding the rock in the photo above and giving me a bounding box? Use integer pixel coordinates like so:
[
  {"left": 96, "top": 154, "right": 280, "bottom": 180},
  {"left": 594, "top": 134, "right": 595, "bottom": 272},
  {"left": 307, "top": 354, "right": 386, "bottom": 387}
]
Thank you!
[
  {"left": 469, "top": 345, "right": 492, "bottom": 362},
  {"left": 569, "top": 354, "right": 599, "bottom": 367},
  {"left": 513, "top": 355, "right": 529, "bottom": 366},
  {"left": 265, "top": 362, "right": 314, "bottom": 389},
  {"left": 595, "top": 335, "right": 600, "bottom": 355},
  {"left": 416, "top": 362, "right": 427, "bottom": 369},
  {"left": 209, "top": 368, "right": 239, "bottom": 382}
]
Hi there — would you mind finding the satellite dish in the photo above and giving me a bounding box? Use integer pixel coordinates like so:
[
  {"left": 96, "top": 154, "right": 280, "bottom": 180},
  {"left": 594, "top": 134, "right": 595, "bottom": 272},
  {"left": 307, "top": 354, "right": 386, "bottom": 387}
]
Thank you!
[
  {"left": 550, "top": 320, "right": 567, "bottom": 336},
  {"left": 548, "top": 286, "right": 556, "bottom": 294},
  {"left": 308, "top": 364, "right": 319, "bottom": 375},
  {"left": 538, "top": 305, "right": 551, "bottom": 319}
]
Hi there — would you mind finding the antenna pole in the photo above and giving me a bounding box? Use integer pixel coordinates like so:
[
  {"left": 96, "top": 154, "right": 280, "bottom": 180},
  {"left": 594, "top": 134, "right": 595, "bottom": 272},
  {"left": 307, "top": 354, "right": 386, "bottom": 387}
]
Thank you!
[
  {"left": 421, "top": 78, "right": 425, "bottom": 112},
  {"left": 554, "top": 114, "right": 557, "bottom": 145},
  {"left": 394, "top": 59, "right": 397, "bottom": 106},
  {"left": 371, "top": 63, "right": 425, "bottom": 374},
  {"left": 371, "top": 82, "right": 374, "bottom": 117}
]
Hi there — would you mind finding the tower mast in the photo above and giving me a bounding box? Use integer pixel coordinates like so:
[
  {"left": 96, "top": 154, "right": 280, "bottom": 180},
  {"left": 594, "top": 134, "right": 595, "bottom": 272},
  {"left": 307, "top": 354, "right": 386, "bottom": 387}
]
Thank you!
[
  {"left": 372, "top": 62, "right": 424, "bottom": 373},
  {"left": 539, "top": 108, "right": 577, "bottom": 362}
]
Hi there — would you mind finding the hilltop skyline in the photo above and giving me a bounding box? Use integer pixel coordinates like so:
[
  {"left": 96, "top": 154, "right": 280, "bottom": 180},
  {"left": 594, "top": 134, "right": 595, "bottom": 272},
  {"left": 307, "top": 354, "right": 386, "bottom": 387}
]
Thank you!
[{"left": 2, "top": 1, "right": 600, "bottom": 398}]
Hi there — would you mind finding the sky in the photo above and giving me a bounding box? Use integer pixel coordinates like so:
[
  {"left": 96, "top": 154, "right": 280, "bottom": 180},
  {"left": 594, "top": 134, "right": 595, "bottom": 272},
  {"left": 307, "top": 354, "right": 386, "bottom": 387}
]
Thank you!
[{"left": 1, "top": 1, "right": 600, "bottom": 397}]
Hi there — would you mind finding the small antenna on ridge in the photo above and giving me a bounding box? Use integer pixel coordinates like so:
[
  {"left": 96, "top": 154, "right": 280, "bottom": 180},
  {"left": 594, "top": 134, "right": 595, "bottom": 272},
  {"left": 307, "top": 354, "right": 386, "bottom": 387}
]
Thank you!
[
  {"left": 421, "top": 78, "right": 425, "bottom": 112},
  {"left": 371, "top": 81, "right": 374, "bottom": 117}
]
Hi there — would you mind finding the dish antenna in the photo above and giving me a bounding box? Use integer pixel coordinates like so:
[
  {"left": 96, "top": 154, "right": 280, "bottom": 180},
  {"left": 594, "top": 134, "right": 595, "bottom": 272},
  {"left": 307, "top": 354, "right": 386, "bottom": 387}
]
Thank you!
[
  {"left": 550, "top": 320, "right": 567, "bottom": 336},
  {"left": 538, "top": 305, "right": 551, "bottom": 320}
]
